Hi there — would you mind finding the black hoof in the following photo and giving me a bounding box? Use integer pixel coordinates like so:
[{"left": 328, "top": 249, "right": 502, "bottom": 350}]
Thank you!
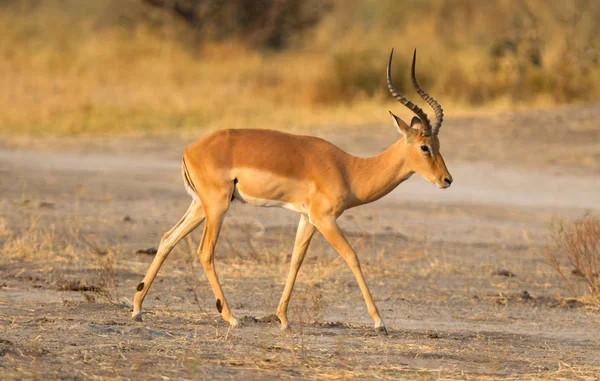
[{"left": 376, "top": 326, "right": 388, "bottom": 335}]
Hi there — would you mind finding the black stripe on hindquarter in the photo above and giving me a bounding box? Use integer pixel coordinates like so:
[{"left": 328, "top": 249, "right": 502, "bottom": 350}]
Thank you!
[
  {"left": 182, "top": 157, "right": 199, "bottom": 196},
  {"left": 231, "top": 178, "right": 238, "bottom": 201}
]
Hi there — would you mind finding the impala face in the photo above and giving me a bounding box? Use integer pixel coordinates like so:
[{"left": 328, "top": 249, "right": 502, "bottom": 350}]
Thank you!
[
  {"left": 390, "top": 113, "right": 453, "bottom": 189},
  {"left": 420, "top": 136, "right": 452, "bottom": 189},
  {"left": 409, "top": 131, "right": 452, "bottom": 189}
]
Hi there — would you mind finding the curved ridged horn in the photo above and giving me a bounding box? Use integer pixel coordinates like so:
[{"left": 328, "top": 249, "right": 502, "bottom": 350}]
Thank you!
[
  {"left": 387, "top": 48, "right": 432, "bottom": 136},
  {"left": 411, "top": 49, "right": 444, "bottom": 135}
]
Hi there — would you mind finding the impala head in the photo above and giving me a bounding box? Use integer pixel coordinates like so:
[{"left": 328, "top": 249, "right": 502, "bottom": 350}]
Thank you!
[{"left": 387, "top": 48, "right": 453, "bottom": 189}]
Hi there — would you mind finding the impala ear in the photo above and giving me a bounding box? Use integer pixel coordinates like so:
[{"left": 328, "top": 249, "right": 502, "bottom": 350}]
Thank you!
[
  {"left": 389, "top": 111, "right": 411, "bottom": 136},
  {"left": 410, "top": 116, "right": 422, "bottom": 129}
]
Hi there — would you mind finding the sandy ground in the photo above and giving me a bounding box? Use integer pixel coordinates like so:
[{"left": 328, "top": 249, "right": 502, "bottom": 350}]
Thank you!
[{"left": 1, "top": 105, "right": 600, "bottom": 380}]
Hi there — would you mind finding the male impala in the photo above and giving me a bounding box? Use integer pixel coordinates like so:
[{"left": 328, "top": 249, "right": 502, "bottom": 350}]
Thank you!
[{"left": 131, "top": 49, "right": 452, "bottom": 334}]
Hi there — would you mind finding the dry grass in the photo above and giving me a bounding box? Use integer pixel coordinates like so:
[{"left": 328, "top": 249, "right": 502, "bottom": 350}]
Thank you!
[
  {"left": 1, "top": 216, "right": 79, "bottom": 261},
  {"left": 3, "top": 206, "right": 600, "bottom": 379},
  {"left": 546, "top": 215, "right": 600, "bottom": 303},
  {"left": 1, "top": 0, "right": 600, "bottom": 138},
  {"left": 0, "top": 214, "right": 123, "bottom": 304},
  {"left": 0, "top": 1, "right": 391, "bottom": 137}
]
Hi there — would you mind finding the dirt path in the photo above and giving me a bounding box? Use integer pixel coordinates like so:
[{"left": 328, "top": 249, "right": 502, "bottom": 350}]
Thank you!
[
  {"left": 3, "top": 148, "right": 599, "bottom": 210},
  {"left": 2, "top": 106, "right": 600, "bottom": 379}
]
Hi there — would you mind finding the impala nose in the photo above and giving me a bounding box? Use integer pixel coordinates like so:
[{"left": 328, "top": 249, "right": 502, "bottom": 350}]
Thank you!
[{"left": 443, "top": 177, "right": 453, "bottom": 187}]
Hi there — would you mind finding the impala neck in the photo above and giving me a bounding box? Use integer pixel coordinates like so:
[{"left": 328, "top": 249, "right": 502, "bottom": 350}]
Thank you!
[{"left": 347, "top": 138, "right": 414, "bottom": 207}]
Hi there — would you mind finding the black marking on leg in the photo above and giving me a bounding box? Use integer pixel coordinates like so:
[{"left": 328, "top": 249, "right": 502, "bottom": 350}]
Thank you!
[
  {"left": 216, "top": 299, "right": 223, "bottom": 313},
  {"left": 136, "top": 282, "right": 144, "bottom": 291}
]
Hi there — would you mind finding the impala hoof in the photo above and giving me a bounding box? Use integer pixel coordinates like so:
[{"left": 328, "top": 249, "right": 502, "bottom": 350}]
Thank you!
[
  {"left": 229, "top": 317, "right": 240, "bottom": 328},
  {"left": 280, "top": 324, "right": 291, "bottom": 332},
  {"left": 375, "top": 325, "right": 388, "bottom": 336},
  {"left": 131, "top": 312, "right": 143, "bottom": 322}
]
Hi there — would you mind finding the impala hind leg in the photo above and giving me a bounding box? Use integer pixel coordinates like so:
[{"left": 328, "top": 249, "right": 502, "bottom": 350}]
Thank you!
[
  {"left": 276, "top": 214, "right": 316, "bottom": 330},
  {"left": 197, "top": 198, "right": 239, "bottom": 327},
  {"left": 314, "top": 216, "right": 387, "bottom": 334},
  {"left": 132, "top": 201, "right": 205, "bottom": 321}
]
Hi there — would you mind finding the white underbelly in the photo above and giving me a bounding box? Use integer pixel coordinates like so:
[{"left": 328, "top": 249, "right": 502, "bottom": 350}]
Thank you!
[{"left": 232, "top": 186, "right": 303, "bottom": 213}]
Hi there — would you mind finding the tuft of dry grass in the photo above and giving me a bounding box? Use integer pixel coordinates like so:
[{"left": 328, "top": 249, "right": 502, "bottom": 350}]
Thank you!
[
  {"left": 546, "top": 214, "right": 600, "bottom": 302},
  {"left": 1, "top": 217, "right": 77, "bottom": 261},
  {"left": 0, "top": 213, "right": 124, "bottom": 305},
  {"left": 95, "top": 254, "right": 120, "bottom": 304}
]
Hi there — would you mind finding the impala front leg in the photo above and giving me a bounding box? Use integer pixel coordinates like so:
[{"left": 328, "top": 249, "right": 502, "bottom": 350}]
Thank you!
[
  {"left": 314, "top": 216, "right": 387, "bottom": 334},
  {"left": 276, "top": 214, "right": 316, "bottom": 330}
]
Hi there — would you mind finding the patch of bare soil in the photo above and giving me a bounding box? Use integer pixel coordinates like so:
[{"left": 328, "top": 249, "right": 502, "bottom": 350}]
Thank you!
[{"left": 2, "top": 105, "right": 600, "bottom": 379}]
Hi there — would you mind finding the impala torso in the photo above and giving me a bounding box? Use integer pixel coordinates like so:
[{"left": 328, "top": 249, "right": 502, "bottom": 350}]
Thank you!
[
  {"left": 185, "top": 128, "right": 343, "bottom": 215},
  {"left": 184, "top": 128, "right": 418, "bottom": 217},
  {"left": 132, "top": 48, "right": 452, "bottom": 334}
]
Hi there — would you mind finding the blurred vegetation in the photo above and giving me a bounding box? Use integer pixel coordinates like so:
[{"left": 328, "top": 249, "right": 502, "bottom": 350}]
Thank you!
[
  {"left": 140, "top": 0, "right": 330, "bottom": 49},
  {"left": 1, "top": 0, "right": 600, "bottom": 136},
  {"left": 546, "top": 215, "right": 600, "bottom": 303}
]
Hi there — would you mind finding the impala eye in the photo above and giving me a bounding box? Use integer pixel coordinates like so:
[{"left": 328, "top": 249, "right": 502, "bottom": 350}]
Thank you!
[{"left": 420, "top": 145, "right": 430, "bottom": 153}]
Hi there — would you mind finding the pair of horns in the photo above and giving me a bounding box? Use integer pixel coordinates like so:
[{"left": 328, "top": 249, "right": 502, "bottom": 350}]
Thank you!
[{"left": 387, "top": 48, "right": 443, "bottom": 136}]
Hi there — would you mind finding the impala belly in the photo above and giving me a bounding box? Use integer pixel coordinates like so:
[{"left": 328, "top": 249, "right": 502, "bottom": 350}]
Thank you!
[
  {"left": 233, "top": 187, "right": 300, "bottom": 212},
  {"left": 232, "top": 168, "right": 309, "bottom": 215}
]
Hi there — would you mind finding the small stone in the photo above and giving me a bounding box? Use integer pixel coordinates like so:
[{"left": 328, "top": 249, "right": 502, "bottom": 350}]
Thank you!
[
  {"left": 520, "top": 290, "right": 533, "bottom": 300},
  {"left": 492, "top": 269, "right": 515, "bottom": 277},
  {"left": 136, "top": 248, "right": 157, "bottom": 255}
]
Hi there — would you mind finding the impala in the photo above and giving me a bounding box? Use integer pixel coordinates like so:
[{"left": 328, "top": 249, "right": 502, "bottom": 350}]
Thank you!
[{"left": 131, "top": 49, "right": 452, "bottom": 334}]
